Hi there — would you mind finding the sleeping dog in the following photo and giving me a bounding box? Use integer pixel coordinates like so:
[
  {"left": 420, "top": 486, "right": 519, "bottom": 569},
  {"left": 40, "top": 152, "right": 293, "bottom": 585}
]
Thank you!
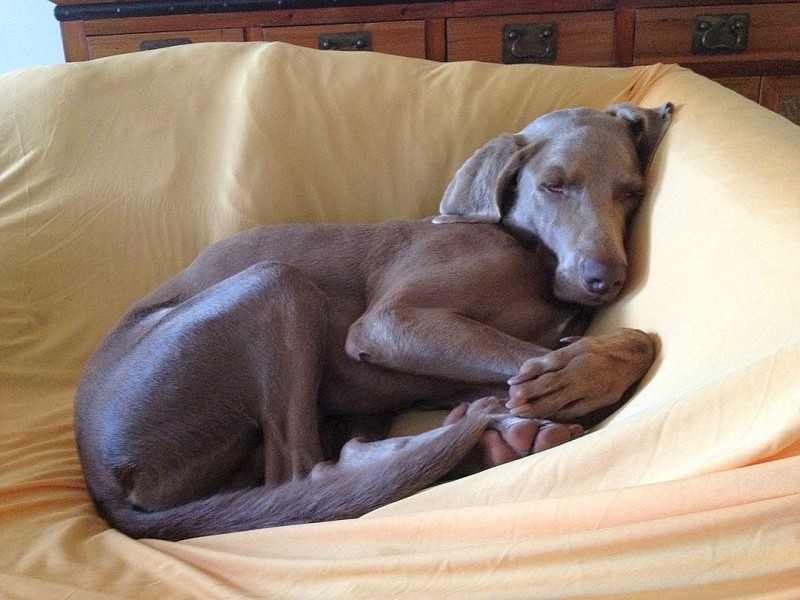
[{"left": 75, "top": 102, "right": 672, "bottom": 540}]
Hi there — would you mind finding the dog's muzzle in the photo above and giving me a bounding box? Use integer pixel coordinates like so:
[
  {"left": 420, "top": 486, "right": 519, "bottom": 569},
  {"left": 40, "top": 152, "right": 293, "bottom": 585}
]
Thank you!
[{"left": 579, "top": 257, "right": 626, "bottom": 302}]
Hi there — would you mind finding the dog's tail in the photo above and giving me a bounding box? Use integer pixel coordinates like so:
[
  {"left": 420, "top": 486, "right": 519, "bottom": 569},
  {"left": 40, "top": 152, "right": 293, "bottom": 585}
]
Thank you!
[{"left": 94, "top": 407, "right": 492, "bottom": 540}]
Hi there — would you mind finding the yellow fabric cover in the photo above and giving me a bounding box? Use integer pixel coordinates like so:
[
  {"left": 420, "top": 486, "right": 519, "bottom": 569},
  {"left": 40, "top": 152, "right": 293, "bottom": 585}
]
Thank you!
[{"left": 1, "top": 42, "right": 798, "bottom": 598}]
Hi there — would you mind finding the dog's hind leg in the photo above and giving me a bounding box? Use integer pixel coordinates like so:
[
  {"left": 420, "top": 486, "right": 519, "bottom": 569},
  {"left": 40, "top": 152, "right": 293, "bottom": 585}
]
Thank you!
[
  {"left": 77, "top": 261, "right": 329, "bottom": 517},
  {"left": 245, "top": 262, "right": 331, "bottom": 487}
]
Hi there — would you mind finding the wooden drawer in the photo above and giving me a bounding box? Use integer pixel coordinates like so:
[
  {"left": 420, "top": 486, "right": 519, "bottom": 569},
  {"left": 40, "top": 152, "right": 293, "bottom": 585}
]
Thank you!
[
  {"left": 263, "top": 21, "right": 426, "bottom": 59},
  {"left": 86, "top": 29, "right": 244, "bottom": 60},
  {"left": 761, "top": 75, "right": 800, "bottom": 123},
  {"left": 714, "top": 76, "right": 762, "bottom": 102},
  {"left": 447, "top": 12, "right": 615, "bottom": 66},
  {"left": 712, "top": 75, "right": 800, "bottom": 124},
  {"left": 634, "top": 3, "right": 800, "bottom": 67}
]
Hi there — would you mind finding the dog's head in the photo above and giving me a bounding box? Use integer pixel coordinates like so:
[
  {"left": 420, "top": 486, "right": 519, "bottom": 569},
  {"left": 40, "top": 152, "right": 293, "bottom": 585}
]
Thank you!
[{"left": 434, "top": 102, "right": 673, "bottom": 306}]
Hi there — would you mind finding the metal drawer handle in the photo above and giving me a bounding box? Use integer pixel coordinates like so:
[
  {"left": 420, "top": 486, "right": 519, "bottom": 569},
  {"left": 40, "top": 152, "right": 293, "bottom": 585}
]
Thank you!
[
  {"left": 692, "top": 14, "right": 750, "bottom": 54},
  {"left": 318, "top": 31, "right": 373, "bottom": 52},
  {"left": 502, "top": 23, "right": 557, "bottom": 64},
  {"left": 139, "top": 38, "right": 192, "bottom": 51}
]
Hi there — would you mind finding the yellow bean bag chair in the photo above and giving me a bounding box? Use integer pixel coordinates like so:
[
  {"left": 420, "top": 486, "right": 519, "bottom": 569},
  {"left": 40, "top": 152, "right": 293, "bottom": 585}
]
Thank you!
[{"left": 1, "top": 42, "right": 798, "bottom": 598}]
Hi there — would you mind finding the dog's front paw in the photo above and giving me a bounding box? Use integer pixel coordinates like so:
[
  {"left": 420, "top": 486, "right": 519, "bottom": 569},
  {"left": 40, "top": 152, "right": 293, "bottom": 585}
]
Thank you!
[{"left": 505, "top": 328, "right": 656, "bottom": 420}]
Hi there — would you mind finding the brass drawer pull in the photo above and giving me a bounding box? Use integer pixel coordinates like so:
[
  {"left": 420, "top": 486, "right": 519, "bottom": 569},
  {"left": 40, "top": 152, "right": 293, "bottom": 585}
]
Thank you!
[
  {"left": 502, "top": 23, "right": 557, "bottom": 64},
  {"left": 692, "top": 14, "right": 750, "bottom": 54},
  {"left": 318, "top": 31, "right": 373, "bottom": 52},
  {"left": 139, "top": 38, "right": 192, "bottom": 51}
]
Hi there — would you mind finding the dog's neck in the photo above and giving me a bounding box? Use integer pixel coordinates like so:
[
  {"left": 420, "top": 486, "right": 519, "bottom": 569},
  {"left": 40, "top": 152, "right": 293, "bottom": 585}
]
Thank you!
[{"left": 499, "top": 218, "right": 548, "bottom": 259}]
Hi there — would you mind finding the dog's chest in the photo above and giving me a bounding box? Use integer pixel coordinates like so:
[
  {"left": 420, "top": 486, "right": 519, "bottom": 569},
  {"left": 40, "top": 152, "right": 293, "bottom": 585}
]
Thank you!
[{"left": 466, "top": 245, "right": 585, "bottom": 347}]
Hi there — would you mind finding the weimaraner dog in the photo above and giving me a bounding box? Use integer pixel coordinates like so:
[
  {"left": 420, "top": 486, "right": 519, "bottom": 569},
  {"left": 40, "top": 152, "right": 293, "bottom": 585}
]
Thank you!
[{"left": 76, "top": 102, "right": 673, "bottom": 540}]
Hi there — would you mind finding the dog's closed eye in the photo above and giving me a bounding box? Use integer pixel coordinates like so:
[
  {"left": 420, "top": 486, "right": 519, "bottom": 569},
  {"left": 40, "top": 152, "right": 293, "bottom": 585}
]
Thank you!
[
  {"left": 538, "top": 166, "right": 571, "bottom": 198},
  {"left": 542, "top": 182, "right": 568, "bottom": 196}
]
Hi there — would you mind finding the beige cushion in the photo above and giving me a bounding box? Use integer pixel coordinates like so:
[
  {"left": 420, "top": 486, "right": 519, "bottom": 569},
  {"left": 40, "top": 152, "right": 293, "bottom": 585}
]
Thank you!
[{"left": 1, "top": 42, "right": 798, "bottom": 597}]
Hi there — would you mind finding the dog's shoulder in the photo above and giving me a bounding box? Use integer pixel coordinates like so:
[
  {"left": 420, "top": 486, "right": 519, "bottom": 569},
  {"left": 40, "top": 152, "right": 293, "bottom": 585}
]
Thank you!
[
  {"left": 374, "top": 220, "right": 536, "bottom": 287},
  {"left": 419, "top": 219, "right": 532, "bottom": 260}
]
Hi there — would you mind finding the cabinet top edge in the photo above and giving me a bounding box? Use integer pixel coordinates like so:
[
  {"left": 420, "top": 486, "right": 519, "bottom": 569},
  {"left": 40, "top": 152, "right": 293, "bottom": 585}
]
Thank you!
[
  {"left": 52, "top": 0, "right": 795, "bottom": 22},
  {"left": 53, "top": 0, "right": 445, "bottom": 22}
]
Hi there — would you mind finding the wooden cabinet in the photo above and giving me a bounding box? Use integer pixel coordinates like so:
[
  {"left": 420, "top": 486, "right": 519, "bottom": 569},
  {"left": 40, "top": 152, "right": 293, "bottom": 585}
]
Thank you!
[
  {"left": 51, "top": 0, "right": 800, "bottom": 123},
  {"left": 630, "top": 2, "right": 800, "bottom": 121},
  {"left": 703, "top": 76, "right": 800, "bottom": 121},
  {"left": 714, "top": 76, "right": 762, "bottom": 102},
  {"left": 86, "top": 28, "right": 244, "bottom": 60},
  {"left": 633, "top": 3, "right": 800, "bottom": 73},
  {"left": 446, "top": 12, "right": 615, "bottom": 66},
  {"left": 761, "top": 76, "right": 800, "bottom": 122},
  {"left": 263, "top": 21, "right": 426, "bottom": 59}
]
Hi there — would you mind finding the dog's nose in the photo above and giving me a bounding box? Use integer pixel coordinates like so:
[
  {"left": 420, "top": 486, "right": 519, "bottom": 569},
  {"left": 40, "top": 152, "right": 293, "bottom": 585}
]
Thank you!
[{"left": 580, "top": 258, "right": 626, "bottom": 296}]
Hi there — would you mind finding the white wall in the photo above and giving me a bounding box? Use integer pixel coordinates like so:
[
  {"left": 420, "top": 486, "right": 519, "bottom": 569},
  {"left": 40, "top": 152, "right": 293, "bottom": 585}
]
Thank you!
[{"left": 0, "top": 1, "right": 64, "bottom": 73}]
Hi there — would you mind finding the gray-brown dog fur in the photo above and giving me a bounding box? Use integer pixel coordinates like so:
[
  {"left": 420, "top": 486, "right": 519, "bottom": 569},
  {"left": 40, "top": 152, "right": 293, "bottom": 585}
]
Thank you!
[{"left": 75, "top": 102, "right": 673, "bottom": 540}]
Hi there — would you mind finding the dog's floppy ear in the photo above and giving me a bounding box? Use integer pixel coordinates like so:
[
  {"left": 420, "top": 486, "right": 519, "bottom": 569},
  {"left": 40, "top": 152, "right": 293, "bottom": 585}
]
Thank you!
[
  {"left": 606, "top": 102, "right": 674, "bottom": 170},
  {"left": 433, "top": 133, "right": 529, "bottom": 224}
]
